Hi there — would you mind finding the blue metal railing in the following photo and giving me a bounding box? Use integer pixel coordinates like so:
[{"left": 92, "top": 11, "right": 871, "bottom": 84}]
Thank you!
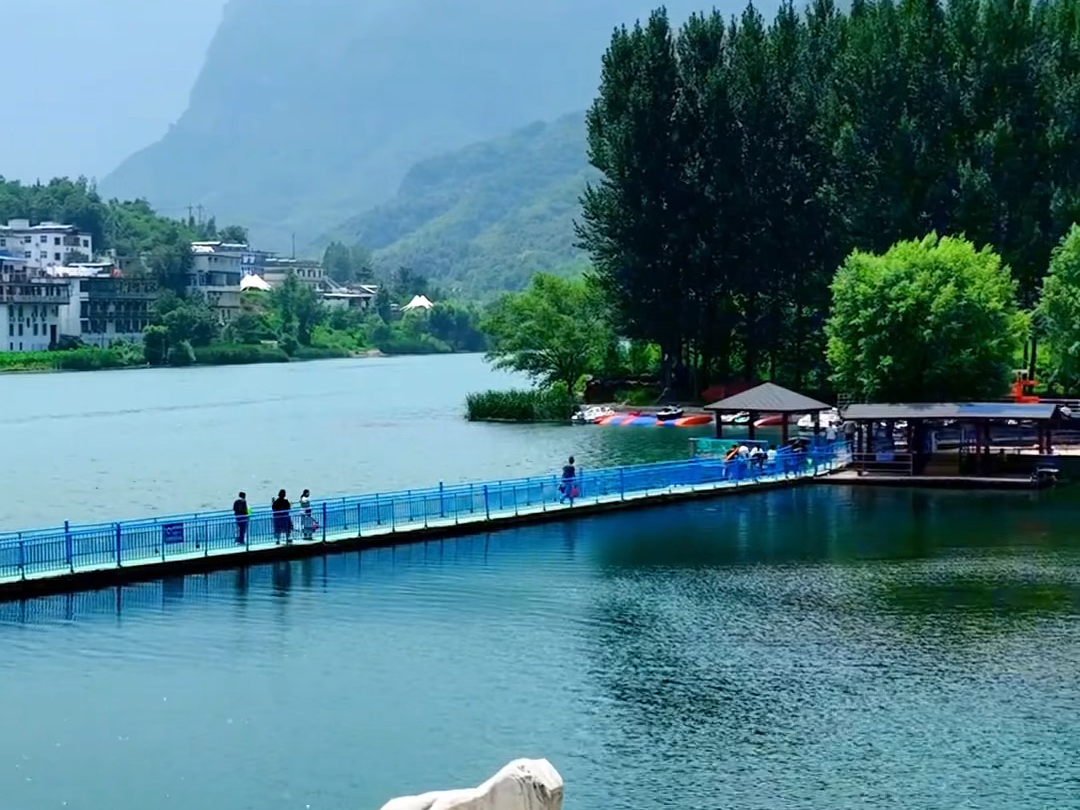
[{"left": 0, "top": 443, "right": 847, "bottom": 582}]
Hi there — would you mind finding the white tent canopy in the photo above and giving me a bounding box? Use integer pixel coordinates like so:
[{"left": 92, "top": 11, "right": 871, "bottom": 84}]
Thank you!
[
  {"left": 240, "top": 273, "right": 273, "bottom": 292},
  {"left": 402, "top": 294, "right": 434, "bottom": 311}
]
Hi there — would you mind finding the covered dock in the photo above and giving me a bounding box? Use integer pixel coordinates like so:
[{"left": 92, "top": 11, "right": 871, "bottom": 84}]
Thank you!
[
  {"left": 840, "top": 401, "right": 1067, "bottom": 478},
  {"left": 704, "top": 382, "right": 833, "bottom": 443}
]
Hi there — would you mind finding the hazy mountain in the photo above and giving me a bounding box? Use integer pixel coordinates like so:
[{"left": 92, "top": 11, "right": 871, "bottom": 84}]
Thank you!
[
  {"left": 318, "top": 112, "right": 595, "bottom": 294},
  {"left": 4, "top": 0, "right": 225, "bottom": 183},
  {"left": 100, "top": 0, "right": 707, "bottom": 252}
]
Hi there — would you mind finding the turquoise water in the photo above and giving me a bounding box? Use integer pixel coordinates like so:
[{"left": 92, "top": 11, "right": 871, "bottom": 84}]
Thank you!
[
  {"left": 0, "top": 355, "right": 706, "bottom": 530},
  {"left": 2, "top": 484, "right": 1078, "bottom": 809}
]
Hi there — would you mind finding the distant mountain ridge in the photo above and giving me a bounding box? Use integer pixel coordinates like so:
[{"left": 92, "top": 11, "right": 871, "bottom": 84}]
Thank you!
[
  {"left": 98, "top": 0, "right": 711, "bottom": 257},
  {"left": 318, "top": 113, "right": 595, "bottom": 293}
]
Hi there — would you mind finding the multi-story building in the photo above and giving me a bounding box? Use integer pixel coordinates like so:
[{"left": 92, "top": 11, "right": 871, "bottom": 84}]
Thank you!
[
  {"left": 49, "top": 265, "right": 159, "bottom": 345},
  {"left": 262, "top": 256, "right": 326, "bottom": 289},
  {"left": 189, "top": 241, "right": 244, "bottom": 322},
  {"left": 0, "top": 219, "right": 93, "bottom": 270},
  {"left": 321, "top": 284, "right": 378, "bottom": 312},
  {"left": 0, "top": 256, "right": 72, "bottom": 352}
]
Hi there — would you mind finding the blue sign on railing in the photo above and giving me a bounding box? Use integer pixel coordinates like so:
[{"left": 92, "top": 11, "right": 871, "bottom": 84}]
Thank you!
[{"left": 162, "top": 523, "right": 185, "bottom": 545}]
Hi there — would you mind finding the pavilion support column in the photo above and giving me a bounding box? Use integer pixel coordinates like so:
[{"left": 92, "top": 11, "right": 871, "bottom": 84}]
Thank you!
[
  {"left": 715, "top": 417, "right": 723, "bottom": 439},
  {"left": 748, "top": 412, "right": 757, "bottom": 441},
  {"left": 781, "top": 417, "right": 789, "bottom": 445}
]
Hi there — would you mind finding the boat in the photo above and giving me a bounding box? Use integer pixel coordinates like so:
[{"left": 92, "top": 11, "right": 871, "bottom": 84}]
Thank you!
[
  {"left": 570, "top": 405, "right": 615, "bottom": 425},
  {"left": 656, "top": 406, "right": 684, "bottom": 422},
  {"left": 797, "top": 408, "right": 841, "bottom": 431},
  {"left": 753, "top": 414, "right": 796, "bottom": 428},
  {"left": 720, "top": 411, "right": 750, "bottom": 425}
]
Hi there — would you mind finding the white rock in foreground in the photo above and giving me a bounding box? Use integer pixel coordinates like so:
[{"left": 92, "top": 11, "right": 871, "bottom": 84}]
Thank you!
[{"left": 378, "top": 758, "right": 563, "bottom": 810}]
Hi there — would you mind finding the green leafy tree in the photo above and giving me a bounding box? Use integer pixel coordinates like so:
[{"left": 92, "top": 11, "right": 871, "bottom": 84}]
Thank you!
[
  {"left": 217, "top": 225, "right": 248, "bottom": 243},
  {"left": 427, "top": 302, "right": 486, "bottom": 352},
  {"left": 322, "top": 241, "right": 373, "bottom": 284},
  {"left": 162, "top": 297, "right": 220, "bottom": 347},
  {"left": 1036, "top": 225, "right": 1080, "bottom": 392},
  {"left": 392, "top": 266, "right": 428, "bottom": 301},
  {"left": 826, "top": 234, "right": 1026, "bottom": 401},
  {"left": 224, "top": 310, "right": 274, "bottom": 344},
  {"left": 269, "top": 271, "right": 324, "bottom": 345},
  {"left": 481, "top": 274, "right": 610, "bottom": 391},
  {"left": 143, "top": 325, "right": 169, "bottom": 366},
  {"left": 147, "top": 228, "right": 194, "bottom": 295},
  {"left": 374, "top": 286, "right": 394, "bottom": 322}
]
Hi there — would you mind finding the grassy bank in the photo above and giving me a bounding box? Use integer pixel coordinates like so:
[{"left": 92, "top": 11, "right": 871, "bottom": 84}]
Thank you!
[
  {"left": 0, "top": 343, "right": 360, "bottom": 373},
  {"left": 0, "top": 347, "right": 143, "bottom": 372},
  {"left": 465, "top": 387, "right": 576, "bottom": 422}
]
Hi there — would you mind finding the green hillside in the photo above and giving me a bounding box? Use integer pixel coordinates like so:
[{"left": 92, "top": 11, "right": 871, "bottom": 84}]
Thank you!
[
  {"left": 318, "top": 113, "right": 596, "bottom": 294},
  {"left": 98, "top": 0, "right": 719, "bottom": 253}
]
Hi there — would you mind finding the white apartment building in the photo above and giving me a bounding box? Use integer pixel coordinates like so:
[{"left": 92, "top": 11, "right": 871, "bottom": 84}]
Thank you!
[
  {"left": 0, "top": 256, "right": 72, "bottom": 352},
  {"left": 0, "top": 219, "right": 93, "bottom": 270},
  {"left": 189, "top": 241, "right": 244, "bottom": 322}
]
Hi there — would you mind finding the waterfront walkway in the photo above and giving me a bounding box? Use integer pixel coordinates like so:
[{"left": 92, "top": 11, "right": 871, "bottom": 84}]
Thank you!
[{"left": 0, "top": 445, "right": 846, "bottom": 599}]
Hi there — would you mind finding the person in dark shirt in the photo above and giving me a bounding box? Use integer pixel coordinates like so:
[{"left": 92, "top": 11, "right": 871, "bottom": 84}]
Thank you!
[
  {"left": 559, "top": 456, "right": 577, "bottom": 504},
  {"left": 233, "top": 491, "right": 249, "bottom": 545},
  {"left": 271, "top": 489, "right": 293, "bottom": 544}
]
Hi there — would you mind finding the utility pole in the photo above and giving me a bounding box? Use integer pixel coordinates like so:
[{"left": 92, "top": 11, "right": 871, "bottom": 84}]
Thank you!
[{"left": 291, "top": 233, "right": 296, "bottom": 258}]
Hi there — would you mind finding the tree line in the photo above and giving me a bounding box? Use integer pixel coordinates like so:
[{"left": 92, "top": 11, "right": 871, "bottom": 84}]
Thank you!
[{"left": 576, "top": 0, "right": 1080, "bottom": 396}]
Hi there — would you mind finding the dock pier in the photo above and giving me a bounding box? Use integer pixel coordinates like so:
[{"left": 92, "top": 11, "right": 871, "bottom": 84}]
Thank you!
[{"left": 0, "top": 447, "right": 846, "bottom": 601}]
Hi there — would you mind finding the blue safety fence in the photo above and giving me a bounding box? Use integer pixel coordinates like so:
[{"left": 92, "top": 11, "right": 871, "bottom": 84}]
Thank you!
[{"left": 0, "top": 442, "right": 847, "bottom": 581}]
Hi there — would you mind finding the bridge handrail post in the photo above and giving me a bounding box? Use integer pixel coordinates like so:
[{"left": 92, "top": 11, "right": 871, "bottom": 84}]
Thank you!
[
  {"left": 18, "top": 534, "right": 24, "bottom": 581},
  {"left": 115, "top": 523, "right": 122, "bottom": 568},
  {"left": 64, "top": 520, "right": 73, "bottom": 572},
  {"left": 439, "top": 482, "right": 445, "bottom": 518},
  {"left": 321, "top": 502, "right": 327, "bottom": 543},
  {"left": 483, "top": 485, "right": 490, "bottom": 520},
  {"left": 620, "top": 468, "right": 625, "bottom": 500}
]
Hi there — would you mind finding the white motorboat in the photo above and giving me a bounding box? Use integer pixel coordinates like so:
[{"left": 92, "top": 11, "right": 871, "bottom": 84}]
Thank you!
[
  {"left": 571, "top": 405, "right": 615, "bottom": 425},
  {"left": 720, "top": 411, "right": 750, "bottom": 425},
  {"left": 797, "top": 408, "right": 841, "bottom": 431},
  {"left": 656, "top": 406, "right": 684, "bottom": 422}
]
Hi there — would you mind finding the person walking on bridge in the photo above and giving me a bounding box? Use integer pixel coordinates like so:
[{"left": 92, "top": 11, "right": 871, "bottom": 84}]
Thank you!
[
  {"left": 233, "top": 492, "right": 249, "bottom": 545},
  {"left": 272, "top": 489, "right": 293, "bottom": 545},
  {"left": 559, "top": 456, "right": 578, "bottom": 505}
]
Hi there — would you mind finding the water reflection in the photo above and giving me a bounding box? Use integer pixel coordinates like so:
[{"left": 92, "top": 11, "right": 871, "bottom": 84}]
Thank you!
[{"left": 1, "top": 487, "right": 1078, "bottom": 810}]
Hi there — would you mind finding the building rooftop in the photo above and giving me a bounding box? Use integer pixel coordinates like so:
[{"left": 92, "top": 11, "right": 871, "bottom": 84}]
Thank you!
[
  {"left": 842, "top": 402, "right": 1061, "bottom": 422},
  {"left": 705, "top": 382, "right": 832, "bottom": 413},
  {"left": 1, "top": 220, "right": 80, "bottom": 232}
]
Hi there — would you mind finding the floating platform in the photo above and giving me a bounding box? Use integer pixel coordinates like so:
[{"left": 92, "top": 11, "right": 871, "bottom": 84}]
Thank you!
[
  {"left": 0, "top": 452, "right": 844, "bottom": 601},
  {"left": 819, "top": 470, "right": 1050, "bottom": 489}
]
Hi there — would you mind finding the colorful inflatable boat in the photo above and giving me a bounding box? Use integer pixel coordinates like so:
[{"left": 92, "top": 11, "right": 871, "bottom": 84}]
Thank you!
[{"left": 594, "top": 413, "right": 712, "bottom": 428}]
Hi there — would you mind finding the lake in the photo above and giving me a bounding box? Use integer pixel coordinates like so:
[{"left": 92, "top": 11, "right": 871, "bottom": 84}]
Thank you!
[
  {"left": 0, "top": 355, "right": 705, "bottom": 530},
  {"left": 0, "top": 356, "right": 1077, "bottom": 810}
]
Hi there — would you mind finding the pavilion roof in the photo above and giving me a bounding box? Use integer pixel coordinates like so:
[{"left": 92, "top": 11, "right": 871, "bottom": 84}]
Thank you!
[{"left": 704, "top": 382, "right": 832, "bottom": 413}]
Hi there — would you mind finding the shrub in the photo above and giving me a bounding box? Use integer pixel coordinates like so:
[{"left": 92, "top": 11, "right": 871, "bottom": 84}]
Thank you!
[
  {"left": 167, "top": 340, "right": 196, "bottom": 366},
  {"left": 465, "top": 386, "right": 577, "bottom": 422},
  {"left": 291, "top": 346, "right": 351, "bottom": 360},
  {"left": 193, "top": 343, "right": 289, "bottom": 365},
  {"left": 279, "top": 333, "right": 299, "bottom": 356},
  {"left": 376, "top": 334, "right": 452, "bottom": 355}
]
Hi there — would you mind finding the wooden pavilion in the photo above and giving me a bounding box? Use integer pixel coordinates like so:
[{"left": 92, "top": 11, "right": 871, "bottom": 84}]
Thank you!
[{"left": 704, "top": 382, "right": 833, "bottom": 443}]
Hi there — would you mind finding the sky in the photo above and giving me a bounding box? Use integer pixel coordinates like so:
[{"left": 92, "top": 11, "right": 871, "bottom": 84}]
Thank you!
[{"left": 3, "top": 0, "right": 227, "bottom": 184}]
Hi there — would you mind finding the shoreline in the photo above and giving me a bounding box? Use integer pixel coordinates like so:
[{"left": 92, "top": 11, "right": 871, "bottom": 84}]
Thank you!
[{"left": 0, "top": 347, "right": 397, "bottom": 375}]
